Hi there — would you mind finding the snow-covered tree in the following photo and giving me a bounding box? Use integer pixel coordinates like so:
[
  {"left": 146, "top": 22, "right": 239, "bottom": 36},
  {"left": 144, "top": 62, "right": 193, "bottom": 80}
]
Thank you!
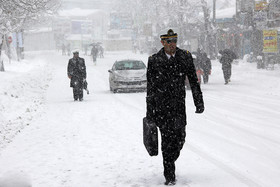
[
  {"left": 112, "top": 0, "right": 210, "bottom": 50},
  {"left": 0, "top": 0, "right": 61, "bottom": 65},
  {"left": 0, "top": 0, "right": 61, "bottom": 34}
]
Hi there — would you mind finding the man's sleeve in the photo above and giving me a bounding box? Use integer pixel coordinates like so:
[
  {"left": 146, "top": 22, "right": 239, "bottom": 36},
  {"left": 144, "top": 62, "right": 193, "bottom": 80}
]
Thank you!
[
  {"left": 82, "top": 58, "right": 87, "bottom": 79},
  {"left": 146, "top": 56, "right": 156, "bottom": 120},
  {"left": 147, "top": 56, "right": 155, "bottom": 97},
  {"left": 67, "top": 60, "right": 72, "bottom": 77}
]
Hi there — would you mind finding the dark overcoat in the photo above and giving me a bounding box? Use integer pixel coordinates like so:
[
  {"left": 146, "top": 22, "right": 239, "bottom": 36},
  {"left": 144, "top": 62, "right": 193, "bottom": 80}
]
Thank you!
[
  {"left": 146, "top": 47, "right": 204, "bottom": 129},
  {"left": 220, "top": 53, "right": 232, "bottom": 71},
  {"left": 220, "top": 49, "right": 236, "bottom": 70},
  {"left": 201, "top": 55, "right": 212, "bottom": 74},
  {"left": 67, "top": 57, "right": 86, "bottom": 87}
]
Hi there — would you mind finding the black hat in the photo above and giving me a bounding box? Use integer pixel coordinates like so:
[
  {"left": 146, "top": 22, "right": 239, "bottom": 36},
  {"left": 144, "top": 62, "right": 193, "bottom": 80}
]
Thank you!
[{"left": 160, "top": 29, "right": 178, "bottom": 40}]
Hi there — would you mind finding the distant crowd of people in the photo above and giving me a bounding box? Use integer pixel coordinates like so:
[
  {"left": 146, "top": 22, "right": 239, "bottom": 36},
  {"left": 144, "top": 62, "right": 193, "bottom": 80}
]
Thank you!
[
  {"left": 62, "top": 43, "right": 104, "bottom": 66},
  {"left": 61, "top": 43, "right": 71, "bottom": 56},
  {"left": 185, "top": 47, "right": 237, "bottom": 87},
  {"left": 90, "top": 44, "right": 104, "bottom": 65},
  {"left": 185, "top": 48, "right": 212, "bottom": 89}
]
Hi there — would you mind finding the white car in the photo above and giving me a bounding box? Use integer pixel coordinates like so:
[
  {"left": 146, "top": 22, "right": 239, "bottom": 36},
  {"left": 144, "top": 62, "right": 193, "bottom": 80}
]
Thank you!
[{"left": 108, "top": 60, "right": 147, "bottom": 93}]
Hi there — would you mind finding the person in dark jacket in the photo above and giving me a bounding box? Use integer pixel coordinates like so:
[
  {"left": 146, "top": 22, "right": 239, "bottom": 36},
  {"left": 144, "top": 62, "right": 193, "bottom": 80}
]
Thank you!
[
  {"left": 67, "top": 50, "right": 87, "bottom": 101},
  {"left": 201, "top": 52, "right": 212, "bottom": 84},
  {"left": 219, "top": 49, "right": 236, "bottom": 84},
  {"left": 91, "top": 45, "right": 98, "bottom": 65},
  {"left": 146, "top": 29, "right": 204, "bottom": 185}
]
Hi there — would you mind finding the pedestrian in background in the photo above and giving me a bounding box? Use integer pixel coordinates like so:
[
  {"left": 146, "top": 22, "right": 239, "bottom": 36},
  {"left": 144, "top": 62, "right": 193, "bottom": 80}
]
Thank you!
[
  {"left": 67, "top": 50, "right": 87, "bottom": 101},
  {"left": 219, "top": 49, "right": 236, "bottom": 84},
  {"left": 91, "top": 45, "right": 98, "bottom": 65},
  {"left": 201, "top": 52, "right": 212, "bottom": 84}
]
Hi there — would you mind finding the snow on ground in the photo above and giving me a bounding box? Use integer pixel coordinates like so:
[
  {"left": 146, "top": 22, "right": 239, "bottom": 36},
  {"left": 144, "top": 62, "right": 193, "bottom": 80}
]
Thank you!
[{"left": 0, "top": 50, "right": 280, "bottom": 187}]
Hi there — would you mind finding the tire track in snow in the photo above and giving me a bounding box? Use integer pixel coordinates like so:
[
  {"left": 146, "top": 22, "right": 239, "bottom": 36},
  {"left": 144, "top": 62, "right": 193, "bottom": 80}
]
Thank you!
[
  {"left": 203, "top": 87, "right": 280, "bottom": 146},
  {"left": 110, "top": 92, "right": 145, "bottom": 112},
  {"left": 188, "top": 145, "right": 263, "bottom": 187},
  {"left": 204, "top": 111, "right": 280, "bottom": 146}
]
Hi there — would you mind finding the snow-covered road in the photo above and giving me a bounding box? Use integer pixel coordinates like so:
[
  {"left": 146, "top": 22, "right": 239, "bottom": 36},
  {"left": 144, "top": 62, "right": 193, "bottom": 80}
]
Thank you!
[{"left": 0, "top": 51, "right": 280, "bottom": 187}]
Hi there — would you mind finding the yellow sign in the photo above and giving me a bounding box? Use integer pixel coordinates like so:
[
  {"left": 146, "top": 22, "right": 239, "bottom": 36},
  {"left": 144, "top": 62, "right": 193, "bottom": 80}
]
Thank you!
[
  {"left": 255, "top": 1, "right": 267, "bottom": 11},
  {"left": 263, "top": 30, "right": 278, "bottom": 53}
]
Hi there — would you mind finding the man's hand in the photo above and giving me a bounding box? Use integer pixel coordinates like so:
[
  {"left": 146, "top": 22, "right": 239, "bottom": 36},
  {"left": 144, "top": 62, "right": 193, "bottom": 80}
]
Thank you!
[
  {"left": 68, "top": 75, "right": 72, "bottom": 79},
  {"left": 195, "top": 104, "right": 204, "bottom": 114},
  {"left": 146, "top": 116, "right": 154, "bottom": 124}
]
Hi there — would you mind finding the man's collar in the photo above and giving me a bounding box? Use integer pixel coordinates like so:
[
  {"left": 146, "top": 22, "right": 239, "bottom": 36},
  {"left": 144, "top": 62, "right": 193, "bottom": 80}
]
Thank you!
[{"left": 165, "top": 52, "right": 176, "bottom": 59}]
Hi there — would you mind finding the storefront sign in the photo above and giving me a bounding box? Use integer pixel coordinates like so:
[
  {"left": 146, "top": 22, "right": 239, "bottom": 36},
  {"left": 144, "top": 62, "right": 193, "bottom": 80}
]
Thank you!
[
  {"left": 255, "top": 1, "right": 267, "bottom": 11},
  {"left": 263, "top": 30, "right": 278, "bottom": 53}
]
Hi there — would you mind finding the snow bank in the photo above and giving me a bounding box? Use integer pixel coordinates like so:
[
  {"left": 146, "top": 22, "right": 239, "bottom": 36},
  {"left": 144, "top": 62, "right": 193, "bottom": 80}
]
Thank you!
[
  {"left": 0, "top": 52, "right": 52, "bottom": 148},
  {"left": 0, "top": 170, "right": 31, "bottom": 187}
]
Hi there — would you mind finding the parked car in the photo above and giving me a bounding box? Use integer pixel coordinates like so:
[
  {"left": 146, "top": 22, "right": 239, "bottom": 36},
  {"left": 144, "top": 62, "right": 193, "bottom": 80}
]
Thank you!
[{"left": 108, "top": 59, "right": 147, "bottom": 93}]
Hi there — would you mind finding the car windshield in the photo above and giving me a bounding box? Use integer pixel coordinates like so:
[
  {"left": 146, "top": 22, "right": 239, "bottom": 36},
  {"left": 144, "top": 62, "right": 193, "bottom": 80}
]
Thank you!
[{"left": 115, "top": 60, "right": 146, "bottom": 70}]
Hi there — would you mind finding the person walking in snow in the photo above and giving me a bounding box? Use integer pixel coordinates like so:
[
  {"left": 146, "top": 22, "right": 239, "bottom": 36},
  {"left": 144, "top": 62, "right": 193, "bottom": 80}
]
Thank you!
[
  {"left": 67, "top": 50, "right": 87, "bottom": 101},
  {"left": 201, "top": 52, "right": 212, "bottom": 84},
  {"left": 219, "top": 49, "right": 236, "bottom": 84},
  {"left": 91, "top": 45, "right": 98, "bottom": 65},
  {"left": 67, "top": 43, "right": 71, "bottom": 56},
  {"left": 61, "top": 44, "right": 66, "bottom": 55},
  {"left": 146, "top": 29, "right": 204, "bottom": 185}
]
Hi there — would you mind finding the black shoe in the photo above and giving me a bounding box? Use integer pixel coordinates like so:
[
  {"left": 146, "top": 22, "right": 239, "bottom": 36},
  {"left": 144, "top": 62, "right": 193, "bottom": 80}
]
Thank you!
[
  {"left": 79, "top": 98, "right": 83, "bottom": 101},
  {"left": 164, "top": 180, "right": 176, "bottom": 186},
  {"left": 74, "top": 98, "right": 78, "bottom": 101}
]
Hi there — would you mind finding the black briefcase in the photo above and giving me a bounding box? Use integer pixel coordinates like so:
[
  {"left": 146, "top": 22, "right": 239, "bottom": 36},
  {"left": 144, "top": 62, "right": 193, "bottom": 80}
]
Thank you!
[
  {"left": 83, "top": 80, "right": 89, "bottom": 94},
  {"left": 143, "top": 117, "right": 158, "bottom": 156}
]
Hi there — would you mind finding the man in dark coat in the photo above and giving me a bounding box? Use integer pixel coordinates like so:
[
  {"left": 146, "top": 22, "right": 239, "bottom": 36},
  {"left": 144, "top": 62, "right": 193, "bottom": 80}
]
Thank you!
[
  {"left": 67, "top": 50, "right": 87, "bottom": 101},
  {"left": 219, "top": 49, "right": 236, "bottom": 84},
  {"left": 146, "top": 29, "right": 204, "bottom": 185},
  {"left": 201, "top": 52, "right": 212, "bottom": 84},
  {"left": 91, "top": 45, "right": 98, "bottom": 65},
  {"left": 196, "top": 48, "right": 203, "bottom": 68}
]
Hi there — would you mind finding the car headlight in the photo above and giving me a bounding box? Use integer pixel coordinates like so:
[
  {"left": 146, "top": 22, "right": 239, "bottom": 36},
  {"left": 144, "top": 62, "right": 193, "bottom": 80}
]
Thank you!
[
  {"left": 141, "top": 73, "right": 147, "bottom": 80},
  {"left": 113, "top": 73, "right": 125, "bottom": 80}
]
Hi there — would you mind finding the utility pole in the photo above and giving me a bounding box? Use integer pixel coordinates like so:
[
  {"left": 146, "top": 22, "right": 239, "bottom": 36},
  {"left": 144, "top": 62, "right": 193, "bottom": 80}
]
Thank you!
[
  {"left": 213, "top": 0, "right": 217, "bottom": 58},
  {"left": 201, "top": 0, "right": 210, "bottom": 56},
  {"left": 213, "top": 0, "right": 216, "bottom": 23}
]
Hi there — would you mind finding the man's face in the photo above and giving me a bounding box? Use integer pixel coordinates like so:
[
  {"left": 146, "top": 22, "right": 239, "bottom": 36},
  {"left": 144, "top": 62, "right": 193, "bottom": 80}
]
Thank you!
[
  {"left": 161, "top": 38, "right": 177, "bottom": 54},
  {"left": 73, "top": 53, "right": 79, "bottom": 58}
]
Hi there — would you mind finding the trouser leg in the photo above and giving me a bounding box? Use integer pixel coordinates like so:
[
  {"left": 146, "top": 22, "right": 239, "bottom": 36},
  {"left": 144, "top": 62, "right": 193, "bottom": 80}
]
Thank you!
[
  {"left": 223, "top": 65, "right": 232, "bottom": 82},
  {"left": 73, "top": 87, "right": 79, "bottom": 100},
  {"left": 73, "top": 80, "right": 83, "bottom": 100},
  {"left": 228, "top": 67, "right": 232, "bottom": 80},
  {"left": 223, "top": 69, "right": 229, "bottom": 82},
  {"left": 160, "top": 126, "right": 186, "bottom": 181},
  {"left": 78, "top": 86, "right": 83, "bottom": 100},
  {"left": 77, "top": 81, "right": 83, "bottom": 100},
  {"left": 203, "top": 74, "right": 208, "bottom": 83}
]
